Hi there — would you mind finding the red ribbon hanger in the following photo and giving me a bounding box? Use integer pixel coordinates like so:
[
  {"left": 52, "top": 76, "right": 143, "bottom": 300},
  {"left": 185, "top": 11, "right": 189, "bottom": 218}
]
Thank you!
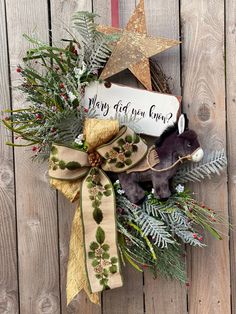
[{"left": 111, "top": 0, "right": 119, "bottom": 27}]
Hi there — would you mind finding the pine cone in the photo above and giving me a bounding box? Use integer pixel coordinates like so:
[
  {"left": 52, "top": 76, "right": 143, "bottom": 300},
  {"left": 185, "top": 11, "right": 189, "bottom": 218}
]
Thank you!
[{"left": 88, "top": 151, "right": 102, "bottom": 167}]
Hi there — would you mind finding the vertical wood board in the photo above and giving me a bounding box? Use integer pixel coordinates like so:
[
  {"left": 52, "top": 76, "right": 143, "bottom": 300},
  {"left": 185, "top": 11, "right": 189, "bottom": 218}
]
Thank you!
[
  {"left": 5, "top": 0, "right": 61, "bottom": 312},
  {"left": 92, "top": 1, "right": 144, "bottom": 313},
  {"left": 226, "top": 0, "right": 236, "bottom": 312},
  {"left": 181, "top": 1, "right": 230, "bottom": 313},
  {"left": 143, "top": 1, "right": 187, "bottom": 313},
  {"left": 0, "top": 0, "right": 19, "bottom": 313},
  {"left": 50, "top": 0, "right": 101, "bottom": 312}
]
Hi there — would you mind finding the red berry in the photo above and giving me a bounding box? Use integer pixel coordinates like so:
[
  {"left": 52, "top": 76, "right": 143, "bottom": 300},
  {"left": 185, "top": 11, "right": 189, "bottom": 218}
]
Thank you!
[
  {"left": 16, "top": 67, "right": 22, "bottom": 73},
  {"left": 35, "top": 113, "right": 42, "bottom": 120},
  {"left": 59, "top": 82, "right": 65, "bottom": 89},
  {"left": 186, "top": 282, "right": 190, "bottom": 287},
  {"left": 198, "top": 236, "right": 203, "bottom": 241},
  {"left": 84, "top": 108, "right": 88, "bottom": 113},
  {"left": 60, "top": 93, "right": 68, "bottom": 99},
  {"left": 193, "top": 233, "right": 198, "bottom": 239},
  {"left": 32, "top": 146, "right": 37, "bottom": 152}
]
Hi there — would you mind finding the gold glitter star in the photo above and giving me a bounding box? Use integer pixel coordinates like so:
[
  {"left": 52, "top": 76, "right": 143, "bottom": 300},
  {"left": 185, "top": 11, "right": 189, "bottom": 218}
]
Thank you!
[{"left": 99, "top": 0, "right": 180, "bottom": 91}]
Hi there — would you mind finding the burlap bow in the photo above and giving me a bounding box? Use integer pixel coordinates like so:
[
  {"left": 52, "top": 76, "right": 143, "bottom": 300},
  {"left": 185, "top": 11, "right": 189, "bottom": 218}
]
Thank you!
[{"left": 48, "top": 119, "right": 148, "bottom": 305}]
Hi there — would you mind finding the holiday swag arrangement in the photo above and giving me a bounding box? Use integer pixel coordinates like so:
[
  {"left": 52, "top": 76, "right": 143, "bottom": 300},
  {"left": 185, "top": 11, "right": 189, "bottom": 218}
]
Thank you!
[{"left": 3, "top": 0, "right": 228, "bottom": 306}]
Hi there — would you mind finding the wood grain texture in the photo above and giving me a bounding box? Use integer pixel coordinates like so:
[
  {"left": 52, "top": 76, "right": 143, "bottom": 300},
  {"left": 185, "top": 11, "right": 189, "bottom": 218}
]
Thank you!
[
  {"left": 5, "top": 0, "right": 61, "bottom": 313},
  {"left": 0, "top": 1, "right": 19, "bottom": 313},
  {"left": 181, "top": 1, "right": 231, "bottom": 313},
  {"left": 226, "top": 0, "right": 236, "bottom": 313},
  {"left": 0, "top": 0, "right": 234, "bottom": 313},
  {"left": 93, "top": 0, "right": 111, "bottom": 25},
  {"left": 145, "top": 0, "right": 181, "bottom": 95},
  {"left": 143, "top": 1, "right": 187, "bottom": 313},
  {"left": 50, "top": 1, "right": 101, "bottom": 313}
]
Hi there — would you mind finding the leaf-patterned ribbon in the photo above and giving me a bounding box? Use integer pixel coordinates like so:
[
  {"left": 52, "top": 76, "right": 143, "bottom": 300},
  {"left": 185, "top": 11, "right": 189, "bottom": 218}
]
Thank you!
[{"left": 48, "top": 120, "right": 148, "bottom": 304}]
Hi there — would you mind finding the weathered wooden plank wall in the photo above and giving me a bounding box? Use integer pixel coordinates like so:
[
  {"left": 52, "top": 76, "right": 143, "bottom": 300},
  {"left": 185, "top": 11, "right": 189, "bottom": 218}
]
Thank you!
[
  {"left": 0, "top": 0, "right": 234, "bottom": 313},
  {"left": 181, "top": 1, "right": 230, "bottom": 313}
]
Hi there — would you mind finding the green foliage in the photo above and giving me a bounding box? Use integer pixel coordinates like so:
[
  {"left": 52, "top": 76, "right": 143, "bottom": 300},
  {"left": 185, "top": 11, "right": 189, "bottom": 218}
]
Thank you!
[
  {"left": 2, "top": 11, "right": 117, "bottom": 160},
  {"left": 173, "top": 149, "right": 227, "bottom": 184},
  {"left": 72, "top": 11, "right": 118, "bottom": 74},
  {"left": 134, "top": 211, "right": 175, "bottom": 248},
  {"left": 66, "top": 161, "right": 81, "bottom": 170},
  {"left": 96, "top": 227, "right": 105, "bottom": 244},
  {"left": 153, "top": 245, "right": 186, "bottom": 282},
  {"left": 93, "top": 207, "right": 103, "bottom": 224},
  {"left": 116, "top": 184, "right": 226, "bottom": 283}
]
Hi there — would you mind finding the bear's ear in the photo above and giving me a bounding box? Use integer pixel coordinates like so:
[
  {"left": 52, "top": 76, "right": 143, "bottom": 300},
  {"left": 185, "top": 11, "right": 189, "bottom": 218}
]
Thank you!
[{"left": 178, "top": 114, "right": 185, "bottom": 134}]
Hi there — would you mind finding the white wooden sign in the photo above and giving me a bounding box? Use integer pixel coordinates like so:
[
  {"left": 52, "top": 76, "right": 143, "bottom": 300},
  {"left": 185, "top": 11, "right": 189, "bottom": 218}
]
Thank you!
[{"left": 83, "top": 82, "right": 181, "bottom": 137}]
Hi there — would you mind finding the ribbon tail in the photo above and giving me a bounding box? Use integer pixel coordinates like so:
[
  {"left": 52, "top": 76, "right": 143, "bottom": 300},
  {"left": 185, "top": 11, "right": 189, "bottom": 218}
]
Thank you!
[
  {"left": 80, "top": 168, "right": 123, "bottom": 293},
  {"left": 67, "top": 205, "right": 99, "bottom": 305},
  {"left": 50, "top": 178, "right": 99, "bottom": 305}
]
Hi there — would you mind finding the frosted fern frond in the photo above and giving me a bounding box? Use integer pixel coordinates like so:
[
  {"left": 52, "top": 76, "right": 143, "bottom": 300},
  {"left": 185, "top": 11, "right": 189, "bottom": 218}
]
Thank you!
[
  {"left": 88, "top": 37, "right": 111, "bottom": 73},
  {"left": 72, "top": 11, "right": 113, "bottom": 72},
  {"left": 72, "top": 11, "right": 97, "bottom": 47},
  {"left": 141, "top": 201, "right": 206, "bottom": 247},
  {"left": 169, "top": 210, "right": 189, "bottom": 228},
  {"left": 142, "top": 199, "right": 178, "bottom": 217},
  {"left": 173, "top": 149, "right": 227, "bottom": 184},
  {"left": 174, "top": 230, "right": 205, "bottom": 247},
  {"left": 165, "top": 210, "right": 205, "bottom": 247},
  {"left": 134, "top": 210, "right": 175, "bottom": 248}
]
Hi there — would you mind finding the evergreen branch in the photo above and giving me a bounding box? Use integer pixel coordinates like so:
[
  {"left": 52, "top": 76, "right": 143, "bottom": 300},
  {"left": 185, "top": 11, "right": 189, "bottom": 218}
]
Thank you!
[
  {"left": 134, "top": 209, "right": 175, "bottom": 248},
  {"left": 72, "top": 11, "right": 98, "bottom": 47},
  {"left": 173, "top": 149, "right": 227, "bottom": 184},
  {"left": 88, "top": 37, "right": 111, "bottom": 73}
]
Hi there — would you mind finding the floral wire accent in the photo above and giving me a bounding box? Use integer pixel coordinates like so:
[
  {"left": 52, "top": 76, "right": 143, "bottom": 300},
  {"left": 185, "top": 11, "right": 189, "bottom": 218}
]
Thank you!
[
  {"left": 88, "top": 227, "right": 118, "bottom": 290},
  {"left": 104, "top": 134, "right": 140, "bottom": 169}
]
